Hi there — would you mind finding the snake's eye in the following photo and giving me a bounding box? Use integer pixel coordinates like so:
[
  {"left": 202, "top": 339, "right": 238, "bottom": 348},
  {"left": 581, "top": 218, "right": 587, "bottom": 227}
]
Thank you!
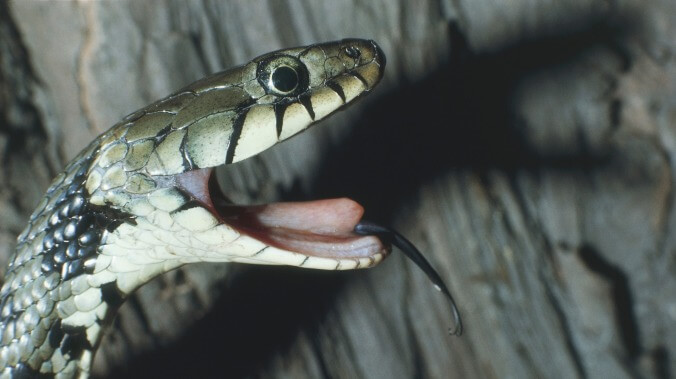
[
  {"left": 271, "top": 66, "right": 299, "bottom": 94},
  {"left": 258, "top": 55, "right": 309, "bottom": 97}
]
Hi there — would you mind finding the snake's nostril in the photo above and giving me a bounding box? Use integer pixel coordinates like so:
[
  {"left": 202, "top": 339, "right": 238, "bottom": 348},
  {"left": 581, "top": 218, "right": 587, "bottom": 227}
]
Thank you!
[{"left": 344, "top": 45, "right": 361, "bottom": 59}]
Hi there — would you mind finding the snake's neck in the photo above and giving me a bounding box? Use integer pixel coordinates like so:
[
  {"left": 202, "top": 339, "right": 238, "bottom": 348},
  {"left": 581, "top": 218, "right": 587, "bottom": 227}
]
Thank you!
[{"left": 0, "top": 145, "right": 133, "bottom": 378}]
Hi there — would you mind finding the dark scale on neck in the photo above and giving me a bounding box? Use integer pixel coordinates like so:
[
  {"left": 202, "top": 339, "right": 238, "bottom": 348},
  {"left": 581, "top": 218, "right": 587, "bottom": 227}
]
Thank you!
[{"left": 0, "top": 149, "right": 134, "bottom": 376}]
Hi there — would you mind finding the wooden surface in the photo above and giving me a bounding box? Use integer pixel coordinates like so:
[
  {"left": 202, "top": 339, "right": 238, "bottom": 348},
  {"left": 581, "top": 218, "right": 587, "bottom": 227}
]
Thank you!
[{"left": 1, "top": 1, "right": 675, "bottom": 378}]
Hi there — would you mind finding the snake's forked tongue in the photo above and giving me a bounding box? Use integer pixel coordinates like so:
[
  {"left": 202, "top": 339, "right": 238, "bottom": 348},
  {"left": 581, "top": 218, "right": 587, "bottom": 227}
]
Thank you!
[
  {"left": 194, "top": 168, "right": 462, "bottom": 332},
  {"left": 354, "top": 221, "right": 464, "bottom": 336}
]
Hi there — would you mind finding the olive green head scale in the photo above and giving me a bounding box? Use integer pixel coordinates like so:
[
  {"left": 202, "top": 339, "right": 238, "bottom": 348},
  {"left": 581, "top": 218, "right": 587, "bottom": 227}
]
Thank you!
[{"left": 97, "top": 38, "right": 386, "bottom": 177}]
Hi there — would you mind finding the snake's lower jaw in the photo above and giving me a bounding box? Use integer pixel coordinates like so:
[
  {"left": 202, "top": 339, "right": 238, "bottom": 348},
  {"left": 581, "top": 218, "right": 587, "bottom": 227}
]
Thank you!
[
  {"left": 176, "top": 169, "right": 389, "bottom": 270},
  {"left": 220, "top": 198, "right": 389, "bottom": 269}
]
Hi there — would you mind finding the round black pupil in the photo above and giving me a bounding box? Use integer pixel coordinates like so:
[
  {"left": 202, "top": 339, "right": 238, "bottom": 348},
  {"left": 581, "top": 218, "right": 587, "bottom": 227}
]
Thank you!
[{"left": 272, "top": 66, "right": 298, "bottom": 93}]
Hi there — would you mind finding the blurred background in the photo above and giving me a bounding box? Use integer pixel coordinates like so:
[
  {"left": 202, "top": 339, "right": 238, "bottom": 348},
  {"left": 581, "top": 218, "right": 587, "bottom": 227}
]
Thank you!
[{"left": 1, "top": 1, "right": 674, "bottom": 378}]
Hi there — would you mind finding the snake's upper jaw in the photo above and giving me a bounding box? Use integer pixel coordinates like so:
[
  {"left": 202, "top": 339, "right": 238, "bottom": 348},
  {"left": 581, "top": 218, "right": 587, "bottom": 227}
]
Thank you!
[{"left": 176, "top": 168, "right": 389, "bottom": 270}]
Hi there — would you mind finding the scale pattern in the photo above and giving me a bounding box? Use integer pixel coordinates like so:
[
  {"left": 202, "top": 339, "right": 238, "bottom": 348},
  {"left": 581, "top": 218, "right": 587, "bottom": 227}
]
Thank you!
[{"left": 0, "top": 143, "right": 128, "bottom": 377}]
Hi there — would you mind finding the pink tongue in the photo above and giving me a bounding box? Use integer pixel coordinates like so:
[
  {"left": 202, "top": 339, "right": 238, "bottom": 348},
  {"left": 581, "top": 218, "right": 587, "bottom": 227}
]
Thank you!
[
  {"left": 249, "top": 198, "right": 365, "bottom": 235},
  {"left": 220, "top": 198, "right": 385, "bottom": 259}
]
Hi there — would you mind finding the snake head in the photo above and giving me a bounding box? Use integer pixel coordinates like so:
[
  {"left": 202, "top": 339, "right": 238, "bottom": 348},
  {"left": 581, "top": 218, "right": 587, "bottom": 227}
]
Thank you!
[
  {"left": 77, "top": 39, "right": 387, "bottom": 294},
  {"left": 4, "top": 39, "right": 461, "bottom": 379}
]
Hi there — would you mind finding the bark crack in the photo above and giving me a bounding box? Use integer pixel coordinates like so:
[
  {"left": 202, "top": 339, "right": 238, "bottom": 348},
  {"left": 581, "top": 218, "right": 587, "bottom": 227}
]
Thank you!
[
  {"left": 577, "top": 244, "right": 641, "bottom": 361},
  {"left": 402, "top": 258, "right": 428, "bottom": 379},
  {"left": 652, "top": 345, "right": 671, "bottom": 379},
  {"left": 0, "top": 1, "right": 56, "bottom": 255},
  {"left": 308, "top": 325, "right": 332, "bottom": 379},
  {"left": 542, "top": 277, "right": 588, "bottom": 379}
]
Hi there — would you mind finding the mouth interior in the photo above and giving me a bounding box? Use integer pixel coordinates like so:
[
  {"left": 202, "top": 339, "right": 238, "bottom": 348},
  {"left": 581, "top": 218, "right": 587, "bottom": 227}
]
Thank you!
[{"left": 175, "top": 168, "right": 385, "bottom": 259}]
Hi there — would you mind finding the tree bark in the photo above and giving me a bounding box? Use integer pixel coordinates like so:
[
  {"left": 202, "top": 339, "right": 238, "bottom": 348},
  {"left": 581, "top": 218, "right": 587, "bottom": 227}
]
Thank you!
[{"left": 1, "top": 0, "right": 674, "bottom": 378}]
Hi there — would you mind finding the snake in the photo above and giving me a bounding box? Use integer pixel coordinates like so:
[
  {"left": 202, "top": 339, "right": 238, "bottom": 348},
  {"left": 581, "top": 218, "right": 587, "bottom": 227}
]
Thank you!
[{"left": 0, "top": 39, "right": 461, "bottom": 378}]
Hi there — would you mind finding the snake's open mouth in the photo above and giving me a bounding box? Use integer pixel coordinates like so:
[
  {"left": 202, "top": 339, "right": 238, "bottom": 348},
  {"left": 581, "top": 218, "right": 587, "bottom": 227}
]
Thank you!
[
  {"left": 217, "top": 198, "right": 386, "bottom": 259},
  {"left": 176, "top": 168, "right": 388, "bottom": 262}
]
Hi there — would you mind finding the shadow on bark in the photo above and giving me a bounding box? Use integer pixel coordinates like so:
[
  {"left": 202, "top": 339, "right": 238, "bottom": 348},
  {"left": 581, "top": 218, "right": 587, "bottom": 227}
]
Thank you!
[{"left": 105, "top": 16, "right": 641, "bottom": 379}]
